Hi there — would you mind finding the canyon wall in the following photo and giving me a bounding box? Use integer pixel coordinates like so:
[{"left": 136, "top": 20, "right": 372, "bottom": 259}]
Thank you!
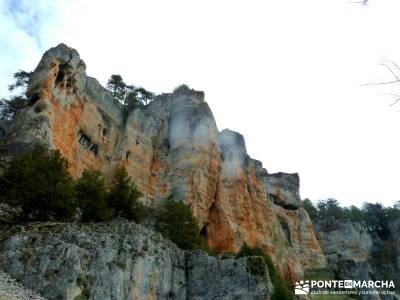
[
  {"left": 313, "top": 220, "right": 400, "bottom": 299},
  {"left": 4, "top": 43, "right": 326, "bottom": 283},
  {"left": 0, "top": 220, "right": 272, "bottom": 300}
]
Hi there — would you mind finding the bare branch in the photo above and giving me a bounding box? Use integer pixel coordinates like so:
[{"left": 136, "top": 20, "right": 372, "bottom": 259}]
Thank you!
[
  {"left": 360, "top": 80, "right": 400, "bottom": 87},
  {"left": 360, "top": 60, "right": 400, "bottom": 87},
  {"left": 360, "top": 58, "right": 400, "bottom": 109},
  {"left": 379, "top": 61, "right": 400, "bottom": 81},
  {"left": 389, "top": 98, "right": 400, "bottom": 107},
  {"left": 390, "top": 61, "right": 400, "bottom": 73},
  {"left": 378, "top": 93, "right": 400, "bottom": 107},
  {"left": 348, "top": 0, "right": 368, "bottom": 5}
]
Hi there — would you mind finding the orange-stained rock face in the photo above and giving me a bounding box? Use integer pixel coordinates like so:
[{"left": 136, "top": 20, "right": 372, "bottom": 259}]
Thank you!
[{"left": 5, "top": 43, "right": 326, "bottom": 284}]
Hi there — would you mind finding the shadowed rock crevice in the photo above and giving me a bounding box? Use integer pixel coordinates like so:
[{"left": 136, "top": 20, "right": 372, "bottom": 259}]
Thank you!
[
  {"left": 55, "top": 65, "right": 66, "bottom": 85},
  {"left": 78, "top": 130, "right": 99, "bottom": 156},
  {"left": 27, "top": 93, "right": 40, "bottom": 106},
  {"left": 278, "top": 218, "right": 292, "bottom": 246},
  {"left": 268, "top": 194, "right": 298, "bottom": 210},
  {"left": 55, "top": 63, "right": 77, "bottom": 94},
  {"left": 200, "top": 224, "right": 208, "bottom": 240}
]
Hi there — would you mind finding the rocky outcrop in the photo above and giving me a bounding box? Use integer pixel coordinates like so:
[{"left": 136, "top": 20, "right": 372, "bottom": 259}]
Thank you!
[
  {"left": 4, "top": 43, "right": 326, "bottom": 282},
  {"left": 314, "top": 221, "right": 373, "bottom": 264},
  {"left": 313, "top": 220, "right": 400, "bottom": 300},
  {"left": 0, "top": 221, "right": 272, "bottom": 300}
]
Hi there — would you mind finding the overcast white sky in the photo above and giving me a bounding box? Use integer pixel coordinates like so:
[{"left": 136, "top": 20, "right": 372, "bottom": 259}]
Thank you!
[{"left": 1, "top": 0, "right": 400, "bottom": 207}]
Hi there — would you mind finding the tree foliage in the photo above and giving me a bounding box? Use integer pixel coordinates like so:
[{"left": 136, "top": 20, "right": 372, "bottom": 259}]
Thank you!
[
  {"left": 302, "top": 198, "right": 317, "bottom": 220},
  {"left": 75, "top": 169, "right": 113, "bottom": 222},
  {"left": 0, "top": 96, "right": 26, "bottom": 121},
  {"left": 394, "top": 200, "right": 400, "bottom": 210},
  {"left": 155, "top": 199, "right": 203, "bottom": 250},
  {"left": 0, "top": 146, "right": 146, "bottom": 223},
  {"left": 302, "top": 198, "right": 400, "bottom": 239},
  {"left": 132, "top": 87, "right": 155, "bottom": 105},
  {"left": 107, "top": 167, "right": 144, "bottom": 222},
  {"left": 173, "top": 84, "right": 191, "bottom": 95},
  {"left": 125, "top": 88, "right": 141, "bottom": 111},
  {"left": 125, "top": 86, "right": 154, "bottom": 111},
  {"left": 0, "top": 70, "right": 32, "bottom": 121},
  {"left": 8, "top": 70, "right": 33, "bottom": 92},
  {"left": 106, "top": 74, "right": 126, "bottom": 102},
  {"left": 236, "top": 243, "right": 293, "bottom": 300},
  {"left": 362, "top": 202, "right": 395, "bottom": 240},
  {"left": 106, "top": 74, "right": 155, "bottom": 112},
  {"left": 0, "top": 145, "right": 76, "bottom": 221}
]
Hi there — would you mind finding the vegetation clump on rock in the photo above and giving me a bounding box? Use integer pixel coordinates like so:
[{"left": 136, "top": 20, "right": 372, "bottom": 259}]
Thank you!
[
  {"left": 155, "top": 199, "right": 207, "bottom": 251},
  {"left": 75, "top": 169, "right": 113, "bottom": 222},
  {"left": 106, "top": 74, "right": 155, "bottom": 116},
  {"left": 0, "top": 147, "right": 143, "bottom": 223},
  {"left": 0, "top": 145, "right": 76, "bottom": 221},
  {"left": 236, "top": 243, "right": 293, "bottom": 300},
  {"left": 107, "top": 167, "right": 144, "bottom": 222},
  {"left": 303, "top": 198, "right": 400, "bottom": 239}
]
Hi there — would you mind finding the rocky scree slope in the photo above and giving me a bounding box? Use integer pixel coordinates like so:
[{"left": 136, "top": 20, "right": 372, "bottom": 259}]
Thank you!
[
  {"left": 0, "top": 269, "right": 45, "bottom": 300},
  {"left": 2, "top": 43, "right": 325, "bottom": 283}
]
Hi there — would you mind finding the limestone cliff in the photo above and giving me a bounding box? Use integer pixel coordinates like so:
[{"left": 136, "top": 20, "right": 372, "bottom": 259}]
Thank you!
[
  {"left": 312, "top": 220, "right": 400, "bottom": 300},
  {"left": 0, "top": 220, "right": 272, "bottom": 299},
  {"left": 4, "top": 43, "right": 326, "bottom": 283}
]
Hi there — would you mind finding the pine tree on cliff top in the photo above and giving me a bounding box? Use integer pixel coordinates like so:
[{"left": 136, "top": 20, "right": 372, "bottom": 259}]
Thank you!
[
  {"left": 107, "top": 74, "right": 127, "bottom": 102},
  {"left": 0, "top": 70, "right": 32, "bottom": 121}
]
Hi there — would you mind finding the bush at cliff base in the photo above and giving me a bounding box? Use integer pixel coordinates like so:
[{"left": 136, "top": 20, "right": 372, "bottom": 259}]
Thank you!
[
  {"left": 75, "top": 169, "right": 113, "bottom": 222},
  {"left": 107, "top": 167, "right": 144, "bottom": 223},
  {"left": 236, "top": 243, "right": 293, "bottom": 300},
  {"left": 155, "top": 199, "right": 205, "bottom": 251},
  {"left": 0, "top": 145, "right": 76, "bottom": 221}
]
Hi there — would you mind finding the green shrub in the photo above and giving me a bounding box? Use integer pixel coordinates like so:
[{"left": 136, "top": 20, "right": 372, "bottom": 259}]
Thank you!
[
  {"left": 236, "top": 243, "right": 265, "bottom": 258},
  {"left": 155, "top": 199, "right": 203, "bottom": 250},
  {"left": 75, "top": 274, "right": 90, "bottom": 300},
  {"left": 362, "top": 202, "right": 392, "bottom": 239},
  {"left": 0, "top": 145, "right": 76, "bottom": 221},
  {"left": 246, "top": 256, "right": 267, "bottom": 277},
  {"left": 107, "top": 167, "right": 144, "bottom": 222},
  {"left": 73, "top": 295, "right": 88, "bottom": 300},
  {"left": 0, "top": 148, "right": 147, "bottom": 223},
  {"left": 76, "top": 274, "right": 88, "bottom": 287},
  {"left": 303, "top": 198, "right": 318, "bottom": 220},
  {"left": 236, "top": 243, "right": 293, "bottom": 300},
  {"left": 173, "top": 84, "right": 191, "bottom": 94},
  {"left": 75, "top": 169, "right": 113, "bottom": 222}
]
